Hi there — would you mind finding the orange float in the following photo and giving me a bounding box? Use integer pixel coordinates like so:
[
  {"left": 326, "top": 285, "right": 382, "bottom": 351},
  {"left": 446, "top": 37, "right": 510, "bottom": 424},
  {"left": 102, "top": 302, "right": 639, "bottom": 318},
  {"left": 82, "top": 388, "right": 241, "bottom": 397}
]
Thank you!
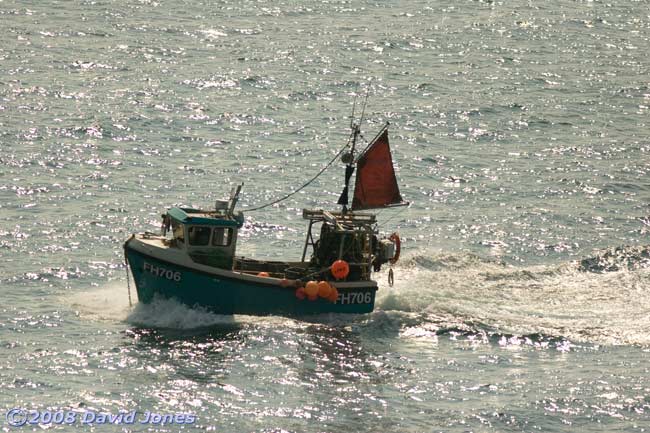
[
  {"left": 317, "top": 281, "right": 332, "bottom": 298},
  {"left": 330, "top": 260, "right": 350, "bottom": 280},
  {"left": 295, "top": 287, "right": 306, "bottom": 300},
  {"left": 257, "top": 271, "right": 270, "bottom": 277},
  {"left": 327, "top": 286, "right": 339, "bottom": 303},
  {"left": 304, "top": 281, "right": 319, "bottom": 299}
]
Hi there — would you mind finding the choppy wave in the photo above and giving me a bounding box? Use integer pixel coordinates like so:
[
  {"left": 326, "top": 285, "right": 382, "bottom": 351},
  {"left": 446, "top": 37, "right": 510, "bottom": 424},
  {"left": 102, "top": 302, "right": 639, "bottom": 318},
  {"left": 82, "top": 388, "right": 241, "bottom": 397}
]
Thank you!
[{"left": 578, "top": 245, "right": 650, "bottom": 273}]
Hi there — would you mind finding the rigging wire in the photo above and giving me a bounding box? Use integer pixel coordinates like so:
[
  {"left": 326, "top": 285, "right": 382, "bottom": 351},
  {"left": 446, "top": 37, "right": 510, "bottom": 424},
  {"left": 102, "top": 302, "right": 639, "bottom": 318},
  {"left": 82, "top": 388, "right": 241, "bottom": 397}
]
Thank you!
[
  {"left": 246, "top": 87, "right": 374, "bottom": 213},
  {"left": 378, "top": 203, "right": 408, "bottom": 229},
  {"left": 246, "top": 136, "right": 352, "bottom": 212}
]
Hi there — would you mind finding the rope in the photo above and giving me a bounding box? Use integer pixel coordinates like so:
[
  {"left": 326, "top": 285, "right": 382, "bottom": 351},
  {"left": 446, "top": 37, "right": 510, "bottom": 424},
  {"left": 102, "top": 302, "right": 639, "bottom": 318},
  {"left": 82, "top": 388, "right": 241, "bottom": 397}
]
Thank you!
[
  {"left": 124, "top": 247, "right": 133, "bottom": 308},
  {"left": 378, "top": 204, "right": 408, "bottom": 229},
  {"left": 246, "top": 139, "right": 351, "bottom": 212},
  {"left": 299, "top": 264, "right": 334, "bottom": 281}
]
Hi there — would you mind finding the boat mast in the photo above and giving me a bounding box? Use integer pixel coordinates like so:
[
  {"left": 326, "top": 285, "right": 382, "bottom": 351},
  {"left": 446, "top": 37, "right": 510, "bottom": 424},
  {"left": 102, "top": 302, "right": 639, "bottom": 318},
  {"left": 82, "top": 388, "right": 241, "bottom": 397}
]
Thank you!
[{"left": 337, "top": 88, "right": 368, "bottom": 213}]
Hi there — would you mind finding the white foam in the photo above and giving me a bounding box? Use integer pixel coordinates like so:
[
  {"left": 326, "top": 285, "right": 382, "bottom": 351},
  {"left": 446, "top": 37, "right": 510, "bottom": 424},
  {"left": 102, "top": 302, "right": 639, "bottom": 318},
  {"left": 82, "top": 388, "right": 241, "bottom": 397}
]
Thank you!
[
  {"left": 198, "top": 29, "right": 227, "bottom": 39},
  {"left": 126, "top": 296, "right": 236, "bottom": 329},
  {"left": 375, "top": 251, "right": 650, "bottom": 345},
  {"left": 67, "top": 282, "right": 321, "bottom": 329},
  {"left": 124, "top": 295, "right": 319, "bottom": 330},
  {"left": 64, "top": 282, "right": 235, "bottom": 328}
]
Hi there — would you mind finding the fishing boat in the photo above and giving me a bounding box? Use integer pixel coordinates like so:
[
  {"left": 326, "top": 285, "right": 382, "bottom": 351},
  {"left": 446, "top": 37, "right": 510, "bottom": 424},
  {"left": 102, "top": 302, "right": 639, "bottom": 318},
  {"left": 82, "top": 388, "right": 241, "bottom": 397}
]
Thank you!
[{"left": 124, "top": 120, "right": 407, "bottom": 315}]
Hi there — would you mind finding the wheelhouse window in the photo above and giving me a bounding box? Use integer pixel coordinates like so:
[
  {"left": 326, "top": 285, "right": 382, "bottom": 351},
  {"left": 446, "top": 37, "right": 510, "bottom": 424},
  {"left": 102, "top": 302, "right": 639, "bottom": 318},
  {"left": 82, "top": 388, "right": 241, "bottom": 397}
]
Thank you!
[
  {"left": 212, "top": 227, "right": 233, "bottom": 247},
  {"left": 188, "top": 226, "right": 211, "bottom": 246}
]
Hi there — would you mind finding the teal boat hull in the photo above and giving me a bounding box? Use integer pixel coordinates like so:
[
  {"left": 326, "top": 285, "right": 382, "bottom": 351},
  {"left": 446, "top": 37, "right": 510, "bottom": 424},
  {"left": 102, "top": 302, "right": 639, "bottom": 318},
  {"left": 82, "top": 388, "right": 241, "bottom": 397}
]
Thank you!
[{"left": 125, "top": 241, "right": 377, "bottom": 316}]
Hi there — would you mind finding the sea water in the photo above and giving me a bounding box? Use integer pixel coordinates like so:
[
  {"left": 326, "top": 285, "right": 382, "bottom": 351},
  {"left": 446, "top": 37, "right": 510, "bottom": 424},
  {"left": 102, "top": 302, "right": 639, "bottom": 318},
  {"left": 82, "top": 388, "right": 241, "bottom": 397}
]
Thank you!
[{"left": 1, "top": 1, "right": 650, "bottom": 431}]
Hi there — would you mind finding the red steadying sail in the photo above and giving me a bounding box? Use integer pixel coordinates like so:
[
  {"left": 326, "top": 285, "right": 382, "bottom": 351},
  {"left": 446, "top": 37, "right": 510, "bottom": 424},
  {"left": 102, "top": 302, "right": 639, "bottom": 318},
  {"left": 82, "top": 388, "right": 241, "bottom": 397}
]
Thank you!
[{"left": 351, "top": 128, "right": 405, "bottom": 210}]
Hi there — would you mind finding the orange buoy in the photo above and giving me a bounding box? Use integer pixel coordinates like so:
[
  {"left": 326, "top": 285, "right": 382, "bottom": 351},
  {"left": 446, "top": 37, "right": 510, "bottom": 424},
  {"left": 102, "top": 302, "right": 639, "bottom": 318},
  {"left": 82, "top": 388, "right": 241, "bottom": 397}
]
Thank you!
[
  {"left": 327, "top": 286, "right": 339, "bottom": 303},
  {"left": 331, "top": 260, "right": 350, "bottom": 280},
  {"left": 307, "top": 292, "right": 318, "bottom": 301},
  {"left": 317, "top": 281, "right": 332, "bottom": 298},
  {"left": 295, "top": 287, "right": 306, "bottom": 300},
  {"left": 257, "top": 271, "right": 270, "bottom": 277},
  {"left": 304, "top": 280, "right": 319, "bottom": 298}
]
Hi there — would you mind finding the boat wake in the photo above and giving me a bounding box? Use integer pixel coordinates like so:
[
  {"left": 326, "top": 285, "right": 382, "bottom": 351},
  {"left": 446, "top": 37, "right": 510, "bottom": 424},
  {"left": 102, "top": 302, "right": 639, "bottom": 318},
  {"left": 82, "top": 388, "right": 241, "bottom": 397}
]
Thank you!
[
  {"left": 65, "top": 283, "right": 234, "bottom": 328},
  {"left": 374, "top": 247, "right": 650, "bottom": 346},
  {"left": 126, "top": 296, "right": 237, "bottom": 329},
  {"left": 125, "top": 295, "right": 299, "bottom": 330},
  {"left": 578, "top": 245, "right": 650, "bottom": 273},
  {"left": 74, "top": 246, "right": 650, "bottom": 346}
]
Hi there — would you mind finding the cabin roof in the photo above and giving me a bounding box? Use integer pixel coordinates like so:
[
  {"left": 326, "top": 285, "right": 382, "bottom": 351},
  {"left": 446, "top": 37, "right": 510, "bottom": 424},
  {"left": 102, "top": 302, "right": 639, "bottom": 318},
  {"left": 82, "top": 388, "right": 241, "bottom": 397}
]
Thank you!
[{"left": 168, "top": 207, "right": 241, "bottom": 227}]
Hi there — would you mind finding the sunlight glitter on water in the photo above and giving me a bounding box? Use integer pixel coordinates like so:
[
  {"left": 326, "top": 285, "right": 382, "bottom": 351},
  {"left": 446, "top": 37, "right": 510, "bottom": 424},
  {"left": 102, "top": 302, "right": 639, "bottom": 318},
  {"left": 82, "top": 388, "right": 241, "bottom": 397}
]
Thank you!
[{"left": 2, "top": 0, "right": 650, "bottom": 431}]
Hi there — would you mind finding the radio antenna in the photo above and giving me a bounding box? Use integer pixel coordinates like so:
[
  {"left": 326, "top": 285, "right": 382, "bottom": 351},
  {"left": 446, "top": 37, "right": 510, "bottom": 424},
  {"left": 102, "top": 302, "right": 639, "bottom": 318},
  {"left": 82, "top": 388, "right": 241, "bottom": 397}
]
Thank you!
[
  {"left": 350, "top": 83, "right": 360, "bottom": 129},
  {"left": 358, "top": 86, "right": 370, "bottom": 131}
]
